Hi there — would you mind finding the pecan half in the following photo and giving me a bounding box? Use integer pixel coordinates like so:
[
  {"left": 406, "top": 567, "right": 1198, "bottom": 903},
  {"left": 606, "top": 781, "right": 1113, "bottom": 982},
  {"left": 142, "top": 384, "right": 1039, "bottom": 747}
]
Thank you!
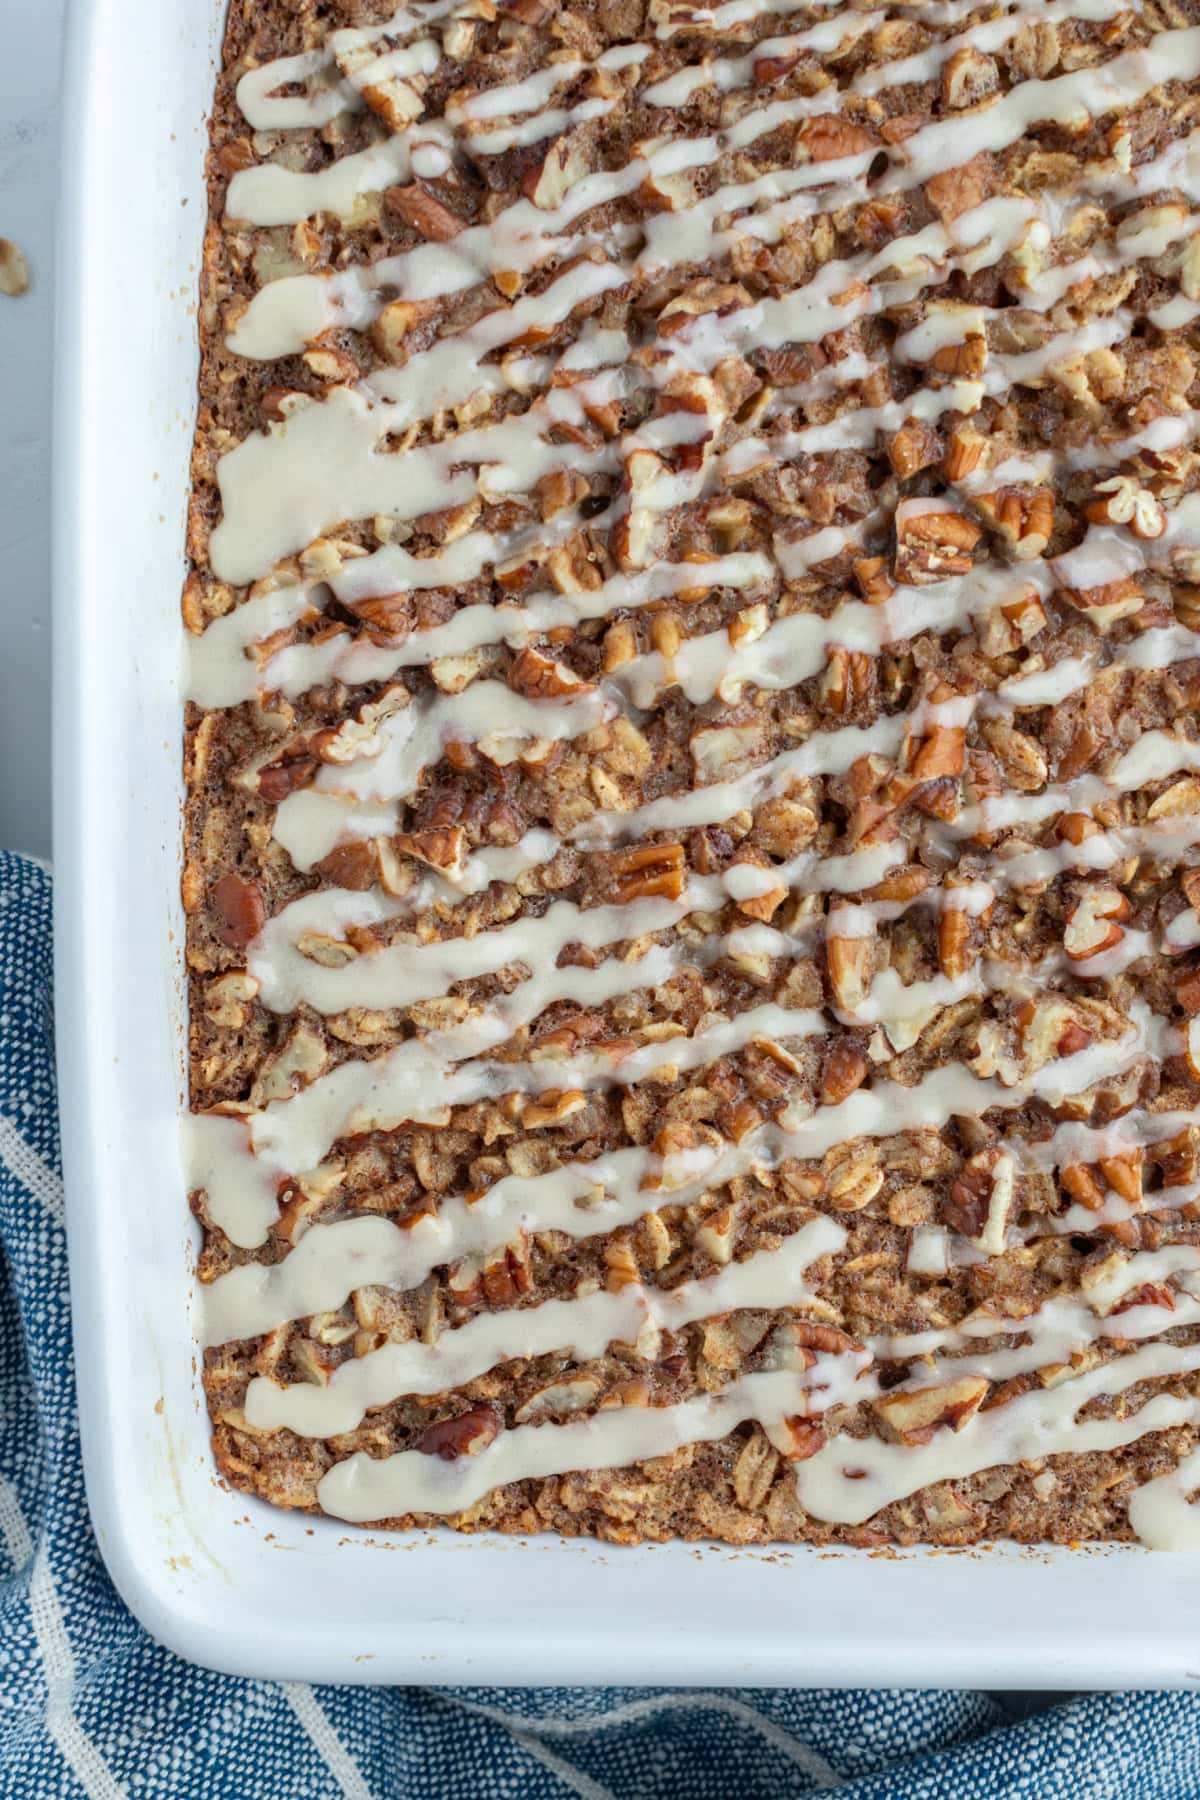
[
  {"left": 416, "top": 1404, "right": 502, "bottom": 1461},
  {"left": 820, "top": 1039, "right": 869, "bottom": 1105},
  {"left": 210, "top": 874, "right": 266, "bottom": 950},
  {"left": 256, "top": 745, "right": 318, "bottom": 804}
]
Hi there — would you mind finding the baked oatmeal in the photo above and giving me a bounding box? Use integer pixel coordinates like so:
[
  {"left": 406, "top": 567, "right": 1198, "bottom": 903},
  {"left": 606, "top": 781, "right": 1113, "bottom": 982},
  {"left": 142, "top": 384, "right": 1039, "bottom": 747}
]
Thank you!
[{"left": 184, "top": 0, "right": 1200, "bottom": 1547}]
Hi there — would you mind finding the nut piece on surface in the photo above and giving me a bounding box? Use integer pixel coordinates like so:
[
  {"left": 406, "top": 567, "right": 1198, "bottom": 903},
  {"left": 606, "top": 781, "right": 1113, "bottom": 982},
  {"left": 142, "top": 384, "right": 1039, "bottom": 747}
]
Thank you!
[
  {"left": 941, "top": 1146, "right": 1014, "bottom": 1254},
  {"left": 871, "top": 1373, "right": 989, "bottom": 1445},
  {"left": 0, "top": 238, "right": 29, "bottom": 297},
  {"left": 416, "top": 1404, "right": 502, "bottom": 1461},
  {"left": 887, "top": 419, "right": 940, "bottom": 480},
  {"left": 942, "top": 45, "right": 999, "bottom": 109},
  {"left": 614, "top": 841, "right": 686, "bottom": 903},
  {"left": 1063, "top": 886, "right": 1129, "bottom": 961},
  {"left": 689, "top": 719, "right": 767, "bottom": 784},
  {"left": 522, "top": 135, "right": 588, "bottom": 209},
  {"left": 820, "top": 1038, "right": 869, "bottom": 1105},
  {"left": 973, "top": 487, "right": 1054, "bottom": 560},
  {"left": 205, "top": 970, "right": 260, "bottom": 1029},
  {"left": 508, "top": 646, "right": 592, "bottom": 699},
  {"left": 392, "top": 826, "right": 469, "bottom": 882},
  {"left": 894, "top": 501, "right": 981, "bottom": 585},
  {"left": 1084, "top": 476, "right": 1166, "bottom": 541},
  {"left": 254, "top": 1022, "right": 328, "bottom": 1104},
  {"left": 210, "top": 874, "right": 266, "bottom": 950},
  {"left": 853, "top": 556, "right": 894, "bottom": 605},
  {"left": 514, "top": 1377, "right": 601, "bottom": 1424},
  {"left": 827, "top": 933, "right": 873, "bottom": 1014},
  {"left": 1055, "top": 574, "right": 1145, "bottom": 632},
  {"left": 384, "top": 182, "right": 464, "bottom": 241}
]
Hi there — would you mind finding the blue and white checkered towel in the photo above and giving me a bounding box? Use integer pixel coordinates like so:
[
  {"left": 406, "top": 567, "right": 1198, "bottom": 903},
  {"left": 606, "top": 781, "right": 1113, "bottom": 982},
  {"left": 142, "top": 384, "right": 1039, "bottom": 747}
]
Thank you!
[{"left": 3, "top": 845, "right": 1200, "bottom": 1799}]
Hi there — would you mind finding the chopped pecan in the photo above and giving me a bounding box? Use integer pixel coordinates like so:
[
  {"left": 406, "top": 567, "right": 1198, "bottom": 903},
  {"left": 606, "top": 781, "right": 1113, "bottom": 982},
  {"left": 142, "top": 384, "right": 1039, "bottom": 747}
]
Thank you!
[
  {"left": 1058, "top": 573, "right": 1146, "bottom": 632},
  {"left": 822, "top": 646, "right": 875, "bottom": 716},
  {"left": 514, "top": 1377, "right": 601, "bottom": 1424},
  {"left": 255, "top": 745, "right": 319, "bottom": 804},
  {"left": 537, "top": 468, "right": 589, "bottom": 522},
  {"left": 1111, "top": 1282, "right": 1176, "bottom": 1316},
  {"left": 315, "top": 840, "right": 379, "bottom": 890},
  {"left": 942, "top": 1146, "right": 1014, "bottom": 1253},
  {"left": 887, "top": 418, "right": 940, "bottom": 479},
  {"left": 613, "top": 841, "right": 686, "bottom": 903},
  {"left": 770, "top": 1418, "right": 826, "bottom": 1461},
  {"left": 973, "top": 487, "right": 1054, "bottom": 560},
  {"left": 302, "top": 344, "right": 359, "bottom": 384},
  {"left": 980, "top": 719, "right": 1047, "bottom": 793},
  {"left": 894, "top": 502, "right": 981, "bottom": 585},
  {"left": 794, "top": 116, "right": 876, "bottom": 162},
  {"left": 1084, "top": 476, "right": 1166, "bottom": 540},
  {"left": 852, "top": 556, "right": 894, "bottom": 605},
  {"left": 930, "top": 334, "right": 987, "bottom": 378},
  {"left": 1148, "top": 777, "right": 1200, "bottom": 821},
  {"left": 689, "top": 719, "right": 767, "bottom": 783},
  {"left": 1061, "top": 1163, "right": 1105, "bottom": 1210},
  {"left": 925, "top": 153, "right": 994, "bottom": 223},
  {"left": 370, "top": 298, "right": 427, "bottom": 365},
  {"left": 416, "top": 1404, "right": 502, "bottom": 1461},
  {"left": 1063, "top": 886, "right": 1130, "bottom": 961},
  {"left": 391, "top": 826, "right": 469, "bottom": 881},
  {"left": 938, "top": 907, "right": 976, "bottom": 978},
  {"left": 909, "top": 717, "right": 965, "bottom": 785},
  {"left": 658, "top": 279, "right": 752, "bottom": 336},
  {"left": 820, "top": 1039, "right": 869, "bottom": 1105},
  {"left": 523, "top": 1088, "right": 587, "bottom": 1130},
  {"left": 942, "top": 423, "right": 986, "bottom": 481},
  {"left": 753, "top": 48, "right": 801, "bottom": 82},
  {"left": 827, "top": 933, "right": 872, "bottom": 1013},
  {"left": 823, "top": 1140, "right": 884, "bottom": 1211},
  {"left": 384, "top": 181, "right": 463, "bottom": 241},
  {"left": 508, "top": 646, "right": 592, "bottom": 698},
  {"left": 694, "top": 1201, "right": 739, "bottom": 1264},
  {"left": 942, "top": 45, "right": 999, "bottom": 108},
  {"left": 1101, "top": 1150, "right": 1143, "bottom": 1204},
  {"left": 872, "top": 1373, "right": 989, "bottom": 1444},
  {"left": 210, "top": 874, "right": 265, "bottom": 950}
]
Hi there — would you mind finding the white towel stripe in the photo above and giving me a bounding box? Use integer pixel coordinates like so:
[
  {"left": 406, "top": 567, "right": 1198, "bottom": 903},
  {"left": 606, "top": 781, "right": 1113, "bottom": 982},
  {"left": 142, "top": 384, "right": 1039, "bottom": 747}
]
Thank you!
[
  {"left": 440, "top": 1698, "right": 617, "bottom": 1800},
  {"left": 282, "top": 1682, "right": 377, "bottom": 1800},
  {"left": 504, "top": 1731, "right": 618, "bottom": 1800},
  {"left": 459, "top": 1690, "right": 840, "bottom": 1785},
  {"left": 0, "top": 1474, "right": 124, "bottom": 1800},
  {"left": 0, "top": 1113, "right": 64, "bottom": 1223}
]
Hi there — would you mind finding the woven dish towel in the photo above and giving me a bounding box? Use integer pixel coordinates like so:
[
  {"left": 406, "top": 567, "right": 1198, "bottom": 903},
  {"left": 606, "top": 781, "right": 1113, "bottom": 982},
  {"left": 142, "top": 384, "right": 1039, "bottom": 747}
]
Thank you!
[{"left": 3, "top": 846, "right": 1200, "bottom": 1800}]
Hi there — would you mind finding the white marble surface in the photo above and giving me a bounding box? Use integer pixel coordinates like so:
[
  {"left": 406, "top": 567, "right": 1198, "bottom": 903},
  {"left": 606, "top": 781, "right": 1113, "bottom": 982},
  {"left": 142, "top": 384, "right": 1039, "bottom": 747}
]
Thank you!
[{"left": 1, "top": 0, "right": 66, "bottom": 861}]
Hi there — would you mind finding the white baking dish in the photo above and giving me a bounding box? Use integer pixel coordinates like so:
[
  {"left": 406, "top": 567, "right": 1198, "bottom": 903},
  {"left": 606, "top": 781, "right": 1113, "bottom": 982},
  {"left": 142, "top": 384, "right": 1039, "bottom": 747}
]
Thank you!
[{"left": 51, "top": 0, "right": 1200, "bottom": 1687}]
